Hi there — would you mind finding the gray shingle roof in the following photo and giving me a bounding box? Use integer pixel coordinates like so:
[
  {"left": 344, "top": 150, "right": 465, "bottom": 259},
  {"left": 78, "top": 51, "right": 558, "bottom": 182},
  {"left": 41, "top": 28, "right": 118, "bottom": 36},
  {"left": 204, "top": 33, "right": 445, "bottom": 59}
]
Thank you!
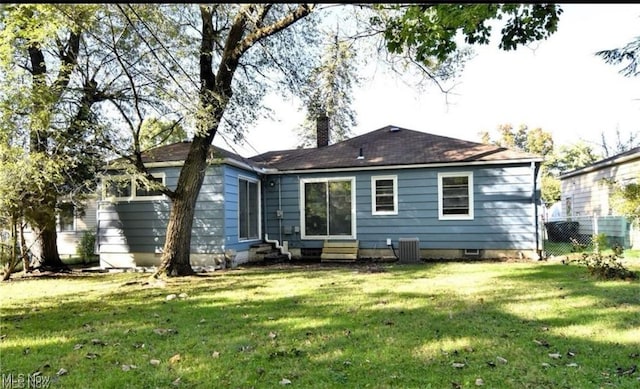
[
  {"left": 138, "top": 141, "right": 250, "bottom": 164},
  {"left": 250, "top": 125, "right": 542, "bottom": 171},
  {"left": 132, "top": 126, "right": 542, "bottom": 171}
]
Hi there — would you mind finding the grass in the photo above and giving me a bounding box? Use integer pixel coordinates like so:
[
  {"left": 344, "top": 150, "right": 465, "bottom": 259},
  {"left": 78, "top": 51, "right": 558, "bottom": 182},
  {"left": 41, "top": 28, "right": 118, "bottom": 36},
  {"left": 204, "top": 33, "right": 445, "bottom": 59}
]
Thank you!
[
  {"left": 544, "top": 240, "right": 640, "bottom": 261},
  {"left": 1, "top": 260, "right": 639, "bottom": 388}
]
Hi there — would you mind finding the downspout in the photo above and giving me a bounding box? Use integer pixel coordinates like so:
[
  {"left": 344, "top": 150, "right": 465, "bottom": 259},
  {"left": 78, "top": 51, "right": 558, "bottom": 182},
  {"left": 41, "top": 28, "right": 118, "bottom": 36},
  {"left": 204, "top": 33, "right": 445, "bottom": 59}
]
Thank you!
[
  {"left": 264, "top": 176, "right": 291, "bottom": 260},
  {"left": 532, "top": 161, "right": 542, "bottom": 260},
  {"left": 278, "top": 176, "right": 283, "bottom": 244}
]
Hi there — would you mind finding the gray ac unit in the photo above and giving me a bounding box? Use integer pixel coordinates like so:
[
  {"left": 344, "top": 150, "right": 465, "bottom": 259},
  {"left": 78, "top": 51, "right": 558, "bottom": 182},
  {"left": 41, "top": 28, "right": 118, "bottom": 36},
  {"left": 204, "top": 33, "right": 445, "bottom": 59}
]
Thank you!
[{"left": 398, "top": 238, "right": 420, "bottom": 263}]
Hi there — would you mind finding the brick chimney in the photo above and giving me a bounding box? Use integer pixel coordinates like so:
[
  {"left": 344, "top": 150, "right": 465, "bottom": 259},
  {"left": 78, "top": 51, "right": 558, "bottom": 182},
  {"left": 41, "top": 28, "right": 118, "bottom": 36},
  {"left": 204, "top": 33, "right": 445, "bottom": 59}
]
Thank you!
[{"left": 316, "top": 113, "right": 329, "bottom": 148}]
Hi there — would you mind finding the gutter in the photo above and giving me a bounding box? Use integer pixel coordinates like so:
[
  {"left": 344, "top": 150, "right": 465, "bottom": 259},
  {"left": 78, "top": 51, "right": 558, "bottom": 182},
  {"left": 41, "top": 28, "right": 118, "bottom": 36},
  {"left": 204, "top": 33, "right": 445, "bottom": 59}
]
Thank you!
[
  {"left": 258, "top": 158, "right": 544, "bottom": 175},
  {"left": 560, "top": 149, "right": 640, "bottom": 179}
]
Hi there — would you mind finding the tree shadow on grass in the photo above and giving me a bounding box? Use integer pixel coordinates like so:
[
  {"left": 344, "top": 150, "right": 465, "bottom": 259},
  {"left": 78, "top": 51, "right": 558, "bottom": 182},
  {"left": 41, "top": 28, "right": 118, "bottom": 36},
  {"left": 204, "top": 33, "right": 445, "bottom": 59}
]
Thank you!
[{"left": 1, "top": 263, "right": 639, "bottom": 388}]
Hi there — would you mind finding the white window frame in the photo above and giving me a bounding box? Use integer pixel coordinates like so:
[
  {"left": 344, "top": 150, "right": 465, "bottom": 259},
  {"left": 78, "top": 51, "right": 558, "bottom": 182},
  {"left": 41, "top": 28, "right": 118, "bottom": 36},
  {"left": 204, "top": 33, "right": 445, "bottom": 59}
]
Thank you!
[
  {"left": 300, "top": 177, "right": 357, "bottom": 240},
  {"left": 102, "top": 172, "right": 166, "bottom": 202},
  {"left": 237, "top": 176, "right": 261, "bottom": 242},
  {"left": 371, "top": 175, "right": 398, "bottom": 215},
  {"left": 438, "top": 172, "right": 474, "bottom": 220}
]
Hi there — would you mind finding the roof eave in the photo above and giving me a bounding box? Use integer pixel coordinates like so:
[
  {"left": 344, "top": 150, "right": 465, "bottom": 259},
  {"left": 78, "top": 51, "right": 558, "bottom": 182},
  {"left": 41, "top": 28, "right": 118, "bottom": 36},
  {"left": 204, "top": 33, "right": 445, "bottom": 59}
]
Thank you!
[
  {"left": 560, "top": 152, "right": 640, "bottom": 179},
  {"left": 262, "top": 157, "right": 542, "bottom": 175}
]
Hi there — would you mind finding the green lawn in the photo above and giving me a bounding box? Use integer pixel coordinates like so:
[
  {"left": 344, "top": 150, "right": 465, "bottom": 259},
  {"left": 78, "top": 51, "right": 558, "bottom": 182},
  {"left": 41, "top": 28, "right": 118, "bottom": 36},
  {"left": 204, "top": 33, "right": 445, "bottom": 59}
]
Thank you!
[{"left": 1, "top": 261, "right": 639, "bottom": 388}]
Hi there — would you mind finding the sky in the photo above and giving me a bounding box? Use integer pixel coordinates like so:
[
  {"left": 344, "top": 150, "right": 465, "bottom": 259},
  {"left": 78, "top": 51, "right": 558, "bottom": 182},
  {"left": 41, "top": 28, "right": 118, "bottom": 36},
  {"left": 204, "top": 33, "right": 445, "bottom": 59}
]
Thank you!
[{"left": 213, "top": 4, "right": 640, "bottom": 158}]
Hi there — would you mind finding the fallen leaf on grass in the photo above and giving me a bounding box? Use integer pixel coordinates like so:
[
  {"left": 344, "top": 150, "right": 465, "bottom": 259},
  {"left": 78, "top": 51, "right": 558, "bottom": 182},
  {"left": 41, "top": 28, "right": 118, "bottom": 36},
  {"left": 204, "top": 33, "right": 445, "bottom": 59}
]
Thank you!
[
  {"left": 169, "top": 354, "right": 181, "bottom": 364},
  {"left": 533, "top": 339, "right": 550, "bottom": 347},
  {"left": 268, "top": 331, "right": 278, "bottom": 339},
  {"left": 153, "top": 328, "right": 177, "bottom": 336},
  {"left": 616, "top": 365, "right": 637, "bottom": 376},
  {"left": 475, "top": 378, "right": 484, "bottom": 386},
  {"left": 211, "top": 351, "right": 220, "bottom": 358}
]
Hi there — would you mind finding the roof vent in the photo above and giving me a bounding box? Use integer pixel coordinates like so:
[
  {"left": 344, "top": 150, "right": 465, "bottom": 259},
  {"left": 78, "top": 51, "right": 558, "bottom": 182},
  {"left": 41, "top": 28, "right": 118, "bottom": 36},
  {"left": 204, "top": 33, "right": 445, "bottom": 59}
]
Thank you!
[{"left": 389, "top": 126, "right": 400, "bottom": 132}]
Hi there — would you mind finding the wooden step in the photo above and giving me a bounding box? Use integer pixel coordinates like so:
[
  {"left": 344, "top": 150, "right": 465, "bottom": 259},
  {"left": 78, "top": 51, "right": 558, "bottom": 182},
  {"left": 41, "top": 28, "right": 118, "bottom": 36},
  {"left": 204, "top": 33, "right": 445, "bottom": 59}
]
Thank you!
[{"left": 321, "top": 240, "right": 359, "bottom": 262}]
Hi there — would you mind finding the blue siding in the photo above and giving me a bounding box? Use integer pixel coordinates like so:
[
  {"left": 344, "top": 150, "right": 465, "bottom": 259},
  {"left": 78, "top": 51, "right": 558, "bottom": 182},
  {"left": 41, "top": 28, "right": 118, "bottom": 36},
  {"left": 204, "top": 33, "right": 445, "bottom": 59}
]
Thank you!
[
  {"left": 98, "top": 165, "right": 227, "bottom": 255},
  {"left": 263, "top": 164, "right": 539, "bottom": 250},
  {"left": 223, "top": 165, "right": 261, "bottom": 253}
]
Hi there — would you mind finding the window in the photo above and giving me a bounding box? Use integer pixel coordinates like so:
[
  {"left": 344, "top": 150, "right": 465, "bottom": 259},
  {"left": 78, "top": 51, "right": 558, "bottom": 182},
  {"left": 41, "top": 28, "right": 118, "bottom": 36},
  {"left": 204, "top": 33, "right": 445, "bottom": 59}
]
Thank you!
[
  {"left": 239, "top": 177, "right": 260, "bottom": 240},
  {"left": 301, "top": 177, "right": 356, "bottom": 239},
  {"left": 104, "top": 176, "right": 132, "bottom": 199},
  {"left": 438, "top": 172, "right": 474, "bottom": 220},
  {"left": 58, "top": 203, "right": 75, "bottom": 232},
  {"left": 135, "top": 175, "right": 164, "bottom": 197},
  {"left": 372, "top": 176, "right": 397, "bottom": 215},
  {"left": 564, "top": 196, "right": 573, "bottom": 220},
  {"left": 102, "top": 173, "right": 165, "bottom": 201}
]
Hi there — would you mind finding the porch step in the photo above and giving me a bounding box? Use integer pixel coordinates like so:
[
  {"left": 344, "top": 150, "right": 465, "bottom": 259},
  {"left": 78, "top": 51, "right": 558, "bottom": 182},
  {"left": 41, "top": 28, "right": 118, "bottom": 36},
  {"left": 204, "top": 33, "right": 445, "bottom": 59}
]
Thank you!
[
  {"left": 321, "top": 240, "right": 359, "bottom": 262},
  {"left": 249, "top": 243, "right": 277, "bottom": 262}
]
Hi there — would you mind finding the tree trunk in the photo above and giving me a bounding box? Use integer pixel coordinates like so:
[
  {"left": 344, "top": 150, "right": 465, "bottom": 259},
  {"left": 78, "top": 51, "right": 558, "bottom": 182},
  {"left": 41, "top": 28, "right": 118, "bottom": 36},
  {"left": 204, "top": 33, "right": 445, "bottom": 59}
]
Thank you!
[
  {"left": 154, "top": 137, "right": 212, "bottom": 277},
  {"left": 30, "top": 191, "right": 68, "bottom": 271},
  {"left": 20, "top": 220, "right": 31, "bottom": 274}
]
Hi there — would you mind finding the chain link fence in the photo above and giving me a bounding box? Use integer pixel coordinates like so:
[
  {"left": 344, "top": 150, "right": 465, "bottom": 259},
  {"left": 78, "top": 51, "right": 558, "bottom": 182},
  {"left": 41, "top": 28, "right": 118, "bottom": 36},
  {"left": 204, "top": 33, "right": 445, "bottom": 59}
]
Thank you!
[{"left": 543, "top": 215, "right": 637, "bottom": 258}]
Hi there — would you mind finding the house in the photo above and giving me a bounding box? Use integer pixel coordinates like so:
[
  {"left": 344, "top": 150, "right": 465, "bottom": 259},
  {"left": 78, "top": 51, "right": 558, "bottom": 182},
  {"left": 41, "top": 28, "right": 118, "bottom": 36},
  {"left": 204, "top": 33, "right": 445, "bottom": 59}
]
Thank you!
[
  {"left": 22, "top": 197, "right": 98, "bottom": 264},
  {"left": 97, "top": 123, "right": 545, "bottom": 269},
  {"left": 558, "top": 147, "right": 640, "bottom": 249}
]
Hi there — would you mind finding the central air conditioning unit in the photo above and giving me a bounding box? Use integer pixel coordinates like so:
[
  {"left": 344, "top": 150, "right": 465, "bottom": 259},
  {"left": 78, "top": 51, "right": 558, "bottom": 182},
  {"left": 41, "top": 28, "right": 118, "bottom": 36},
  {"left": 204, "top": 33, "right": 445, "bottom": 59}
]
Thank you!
[{"left": 398, "top": 237, "right": 420, "bottom": 263}]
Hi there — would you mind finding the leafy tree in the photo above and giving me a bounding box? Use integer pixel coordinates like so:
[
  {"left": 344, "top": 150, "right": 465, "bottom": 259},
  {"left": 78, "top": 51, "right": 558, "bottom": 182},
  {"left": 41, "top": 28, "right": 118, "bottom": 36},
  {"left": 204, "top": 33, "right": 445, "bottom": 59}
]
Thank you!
[
  {"left": 609, "top": 174, "right": 640, "bottom": 223},
  {"left": 1, "top": 5, "right": 186, "bottom": 269},
  {"left": 295, "top": 30, "right": 360, "bottom": 148},
  {"left": 0, "top": 144, "right": 63, "bottom": 280},
  {"left": 596, "top": 35, "right": 640, "bottom": 78},
  {"left": 541, "top": 175, "right": 561, "bottom": 205},
  {"left": 545, "top": 141, "right": 601, "bottom": 176},
  {"left": 480, "top": 123, "right": 558, "bottom": 203},
  {"left": 139, "top": 117, "right": 187, "bottom": 151},
  {"left": 596, "top": 35, "right": 640, "bottom": 157},
  {"left": 0, "top": 5, "right": 104, "bottom": 270}
]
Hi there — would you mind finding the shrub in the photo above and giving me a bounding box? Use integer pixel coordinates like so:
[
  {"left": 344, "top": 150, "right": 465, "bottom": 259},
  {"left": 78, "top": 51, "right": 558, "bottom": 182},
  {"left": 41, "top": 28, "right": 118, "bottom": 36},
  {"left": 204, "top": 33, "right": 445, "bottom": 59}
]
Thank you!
[
  {"left": 571, "top": 249, "right": 637, "bottom": 281},
  {"left": 76, "top": 231, "right": 97, "bottom": 263}
]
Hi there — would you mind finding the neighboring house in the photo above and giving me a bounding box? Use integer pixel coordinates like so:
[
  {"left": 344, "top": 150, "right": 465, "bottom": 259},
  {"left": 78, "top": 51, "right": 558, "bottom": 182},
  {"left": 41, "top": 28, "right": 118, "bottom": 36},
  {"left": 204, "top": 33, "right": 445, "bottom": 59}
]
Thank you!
[
  {"left": 23, "top": 197, "right": 98, "bottom": 263},
  {"left": 559, "top": 147, "right": 640, "bottom": 248},
  {"left": 97, "top": 123, "right": 545, "bottom": 268}
]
